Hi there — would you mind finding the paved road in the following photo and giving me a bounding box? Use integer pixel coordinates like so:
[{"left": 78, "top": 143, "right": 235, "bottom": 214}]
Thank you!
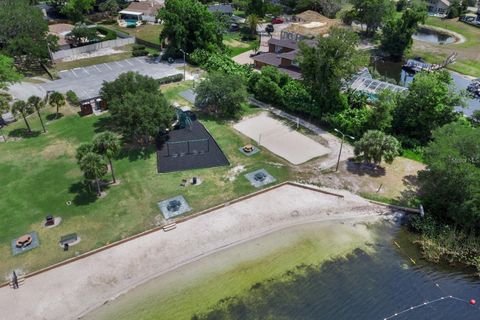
[{"left": 42, "top": 57, "right": 182, "bottom": 101}]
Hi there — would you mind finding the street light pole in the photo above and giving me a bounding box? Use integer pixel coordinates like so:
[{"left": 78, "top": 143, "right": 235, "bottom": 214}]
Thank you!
[{"left": 334, "top": 128, "right": 355, "bottom": 172}]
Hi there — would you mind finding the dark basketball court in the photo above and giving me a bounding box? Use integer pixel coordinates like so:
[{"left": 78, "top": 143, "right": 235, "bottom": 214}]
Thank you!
[{"left": 156, "top": 116, "right": 230, "bottom": 173}]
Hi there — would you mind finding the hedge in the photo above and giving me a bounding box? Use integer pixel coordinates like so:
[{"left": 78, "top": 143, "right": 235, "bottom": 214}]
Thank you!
[
  {"left": 157, "top": 73, "right": 183, "bottom": 85},
  {"left": 96, "top": 26, "right": 117, "bottom": 41},
  {"left": 132, "top": 49, "right": 148, "bottom": 57}
]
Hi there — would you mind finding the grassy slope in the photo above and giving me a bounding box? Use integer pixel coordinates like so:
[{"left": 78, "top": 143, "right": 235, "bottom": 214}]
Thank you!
[
  {"left": 0, "top": 86, "right": 291, "bottom": 276},
  {"left": 54, "top": 45, "right": 134, "bottom": 71},
  {"left": 223, "top": 33, "right": 259, "bottom": 57},
  {"left": 104, "top": 24, "right": 163, "bottom": 45},
  {"left": 413, "top": 17, "right": 480, "bottom": 77}
]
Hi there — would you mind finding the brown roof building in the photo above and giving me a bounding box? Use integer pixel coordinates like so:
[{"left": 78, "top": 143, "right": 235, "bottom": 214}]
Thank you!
[{"left": 251, "top": 38, "right": 315, "bottom": 79}]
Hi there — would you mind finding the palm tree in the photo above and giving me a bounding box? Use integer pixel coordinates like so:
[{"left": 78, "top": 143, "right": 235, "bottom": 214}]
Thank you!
[
  {"left": 27, "top": 95, "right": 46, "bottom": 133},
  {"left": 79, "top": 152, "right": 108, "bottom": 197},
  {"left": 0, "top": 93, "right": 12, "bottom": 141},
  {"left": 93, "top": 131, "right": 121, "bottom": 184},
  {"left": 76, "top": 143, "right": 94, "bottom": 164},
  {"left": 246, "top": 14, "right": 260, "bottom": 36},
  {"left": 11, "top": 100, "right": 33, "bottom": 133},
  {"left": 49, "top": 91, "right": 66, "bottom": 119}
]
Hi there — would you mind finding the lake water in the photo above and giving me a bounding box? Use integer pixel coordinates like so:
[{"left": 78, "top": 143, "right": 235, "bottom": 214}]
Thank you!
[
  {"left": 412, "top": 27, "right": 457, "bottom": 44},
  {"left": 372, "top": 59, "right": 480, "bottom": 116},
  {"left": 84, "top": 221, "right": 480, "bottom": 320}
]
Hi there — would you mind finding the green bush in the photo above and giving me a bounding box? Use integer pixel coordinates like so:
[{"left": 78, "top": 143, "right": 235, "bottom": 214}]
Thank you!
[
  {"left": 96, "top": 26, "right": 117, "bottom": 41},
  {"left": 66, "top": 90, "right": 79, "bottom": 106},
  {"left": 157, "top": 74, "right": 183, "bottom": 85},
  {"left": 190, "top": 49, "right": 252, "bottom": 79},
  {"left": 132, "top": 49, "right": 148, "bottom": 57},
  {"left": 132, "top": 44, "right": 146, "bottom": 50}
]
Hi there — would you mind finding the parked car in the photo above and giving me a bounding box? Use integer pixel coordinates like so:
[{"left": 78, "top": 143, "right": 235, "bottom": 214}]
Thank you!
[
  {"left": 271, "top": 17, "right": 284, "bottom": 24},
  {"left": 265, "top": 24, "right": 274, "bottom": 34},
  {"left": 230, "top": 23, "right": 240, "bottom": 32}
]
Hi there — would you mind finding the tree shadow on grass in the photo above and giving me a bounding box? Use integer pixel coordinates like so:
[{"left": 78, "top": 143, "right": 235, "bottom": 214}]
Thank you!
[
  {"left": 8, "top": 128, "right": 41, "bottom": 138},
  {"left": 69, "top": 181, "right": 98, "bottom": 206},
  {"left": 93, "top": 116, "right": 117, "bottom": 133},
  {"left": 346, "top": 160, "right": 386, "bottom": 177},
  {"left": 118, "top": 145, "right": 156, "bottom": 162},
  {"left": 397, "top": 174, "right": 421, "bottom": 207},
  {"left": 46, "top": 113, "right": 64, "bottom": 121}
]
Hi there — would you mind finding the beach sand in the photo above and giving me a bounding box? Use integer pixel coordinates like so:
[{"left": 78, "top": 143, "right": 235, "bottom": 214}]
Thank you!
[{"left": 0, "top": 184, "right": 392, "bottom": 320}]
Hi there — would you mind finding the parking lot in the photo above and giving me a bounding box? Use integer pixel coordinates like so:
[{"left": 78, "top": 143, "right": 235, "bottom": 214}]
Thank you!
[{"left": 42, "top": 57, "right": 183, "bottom": 101}]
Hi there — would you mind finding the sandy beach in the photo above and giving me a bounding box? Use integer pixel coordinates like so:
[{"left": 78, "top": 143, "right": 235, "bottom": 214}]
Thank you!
[{"left": 0, "top": 184, "right": 393, "bottom": 320}]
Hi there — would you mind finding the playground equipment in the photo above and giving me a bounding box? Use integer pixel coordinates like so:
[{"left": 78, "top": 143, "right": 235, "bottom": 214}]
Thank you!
[{"left": 174, "top": 107, "right": 193, "bottom": 130}]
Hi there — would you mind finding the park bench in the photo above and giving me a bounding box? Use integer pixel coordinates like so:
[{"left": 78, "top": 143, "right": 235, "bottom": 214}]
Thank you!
[{"left": 60, "top": 233, "right": 78, "bottom": 246}]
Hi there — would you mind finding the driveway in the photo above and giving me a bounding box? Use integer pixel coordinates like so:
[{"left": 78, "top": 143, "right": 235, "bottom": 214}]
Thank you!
[{"left": 42, "top": 57, "right": 182, "bottom": 101}]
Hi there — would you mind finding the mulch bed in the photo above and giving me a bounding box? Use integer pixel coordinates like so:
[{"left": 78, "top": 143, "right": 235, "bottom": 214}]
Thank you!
[{"left": 156, "top": 118, "right": 229, "bottom": 173}]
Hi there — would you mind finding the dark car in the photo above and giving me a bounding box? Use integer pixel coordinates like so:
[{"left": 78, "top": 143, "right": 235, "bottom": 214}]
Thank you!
[
  {"left": 271, "top": 17, "right": 284, "bottom": 24},
  {"left": 230, "top": 23, "right": 240, "bottom": 32},
  {"left": 265, "top": 24, "right": 274, "bottom": 34}
]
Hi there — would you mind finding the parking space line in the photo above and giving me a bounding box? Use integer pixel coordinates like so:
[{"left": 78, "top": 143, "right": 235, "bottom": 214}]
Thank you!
[
  {"left": 136, "top": 57, "right": 146, "bottom": 64},
  {"left": 115, "top": 61, "right": 123, "bottom": 67},
  {"left": 82, "top": 67, "right": 89, "bottom": 75},
  {"left": 125, "top": 59, "right": 134, "bottom": 66},
  {"left": 94, "top": 65, "right": 101, "bottom": 72},
  {"left": 71, "top": 69, "right": 78, "bottom": 78},
  {"left": 103, "top": 63, "right": 112, "bottom": 70}
]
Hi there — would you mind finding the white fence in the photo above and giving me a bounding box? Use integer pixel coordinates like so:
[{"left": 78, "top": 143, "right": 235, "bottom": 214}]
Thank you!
[{"left": 52, "top": 37, "right": 135, "bottom": 60}]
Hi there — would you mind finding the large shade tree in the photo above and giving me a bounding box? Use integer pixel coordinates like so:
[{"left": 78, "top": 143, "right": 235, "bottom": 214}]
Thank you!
[
  {"left": 195, "top": 72, "right": 248, "bottom": 118},
  {"left": 298, "top": 27, "right": 366, "bottom": 116},
  {"left": 393, "top": 70, "right": 463, "bottom": 146},
  {"left": 158, "top": 0, "right": 224, "bottom": 57},
  {"left": 100, "top": 72, "right": 175, "bottom": 144},
  {"left": 11, "top": 100, "right": 34, "bottom": 133},
  {"left": 0, "top": 55, "right": 21, "bottom": 89},
  {"left": 418, "top": 122, "right": 480, "bottom": 229},
  {"left": 347, "top": 0, "right": 394, "bottom": 36},
  {"left": 93, "top": 131, "right": 121, "bottom": 184},
  {"left": 380, "top": 3, "right": 427, "bottom": 59},
  {"left": 0, "top": 0, "right": 58, "bottom": 68},
  {"left": 27, "top": 96, "right": 47, "bottom": 133},
  {"left": 79, "top": 152, "right": 108, "bottom": 197}
]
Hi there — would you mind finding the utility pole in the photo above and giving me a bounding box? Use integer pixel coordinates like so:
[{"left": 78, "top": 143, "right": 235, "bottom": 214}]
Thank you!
[
  {"left": 334, "top": 128, "right": 355, "bottom": 172},
  {"left": 179, "top": 49, "right": 187, "bottom": 81}
]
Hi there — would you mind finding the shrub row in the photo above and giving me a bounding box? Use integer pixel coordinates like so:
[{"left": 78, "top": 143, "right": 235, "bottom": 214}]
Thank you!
[
  {"left": 132, "top": 49, "right": 148, "bottom": 57},
  {"left": 157, "top": 73, "right": 183, "bottom": 85},
  {"left": 96, "top": 26, "right": 117, "bottom": 41}
]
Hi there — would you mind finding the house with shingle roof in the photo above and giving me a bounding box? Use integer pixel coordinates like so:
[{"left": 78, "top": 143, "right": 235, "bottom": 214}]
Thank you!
[{"left": 426, "top": 0, "right": 450, "bottom": 16}]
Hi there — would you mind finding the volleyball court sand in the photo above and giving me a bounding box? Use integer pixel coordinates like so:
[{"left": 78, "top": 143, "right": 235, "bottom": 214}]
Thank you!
[{"left": 233, "top": 113, "right": 330, "bottom": 165}]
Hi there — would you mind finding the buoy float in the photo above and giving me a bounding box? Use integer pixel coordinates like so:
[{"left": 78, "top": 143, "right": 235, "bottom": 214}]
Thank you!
[{"left": 469, "top": 299, "right": 476, "bottom": 305}]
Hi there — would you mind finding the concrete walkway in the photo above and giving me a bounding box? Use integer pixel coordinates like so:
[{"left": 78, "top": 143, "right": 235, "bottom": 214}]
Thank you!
[{"left": 248, "top": 98, "right": 355, "bottom": 169}]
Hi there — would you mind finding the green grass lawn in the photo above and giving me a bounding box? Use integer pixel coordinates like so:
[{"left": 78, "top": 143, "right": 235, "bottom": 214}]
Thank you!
[
  {"left": 54, "top": 45, "right": 134, "bottom": 71},
  {"left": 223, "top": 33, "right": 259, "bottom": 57},
  {"left": 424, "top": 17, "right": 480, "bottom": 49},
  {"left": 104, "top": 24, "right": 163, "bottom": 45},
  {"left": 0, "top": 87, "right": 291, "bottom": 276},
  {"left": 412, "top": 17, "right": 480, "bottom": 77}
]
